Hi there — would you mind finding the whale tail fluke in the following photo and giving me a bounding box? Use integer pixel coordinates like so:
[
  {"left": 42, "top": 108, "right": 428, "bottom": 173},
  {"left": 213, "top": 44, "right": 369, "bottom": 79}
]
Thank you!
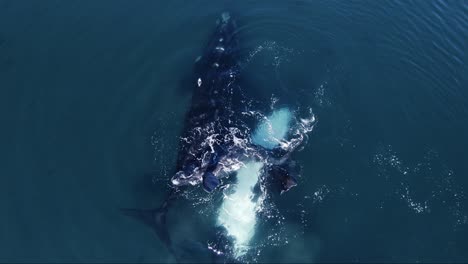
[{"left": 121, "top": 207, "right": 177, "bottom": 258}]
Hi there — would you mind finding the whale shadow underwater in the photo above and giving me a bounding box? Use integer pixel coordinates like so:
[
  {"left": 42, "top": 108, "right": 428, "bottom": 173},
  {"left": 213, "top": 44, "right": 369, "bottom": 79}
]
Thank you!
[{"left": 122, "top": 12, "right": 315, "bottom": 262}]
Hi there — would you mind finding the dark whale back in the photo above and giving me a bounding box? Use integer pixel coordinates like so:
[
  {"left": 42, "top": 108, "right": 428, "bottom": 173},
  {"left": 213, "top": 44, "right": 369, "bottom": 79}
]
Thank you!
[
  {"left": 190, "top": 12, "right": 240, "bottom": 120},
  {"left": 174, "top": 13, "right": 244, "bottom": 184}
]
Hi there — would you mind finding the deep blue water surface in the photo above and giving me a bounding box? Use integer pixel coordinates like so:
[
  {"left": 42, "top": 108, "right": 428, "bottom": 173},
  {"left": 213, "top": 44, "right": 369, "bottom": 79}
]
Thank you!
[{"left": 1, "top": 0, "right": 468, "bottom": 262}]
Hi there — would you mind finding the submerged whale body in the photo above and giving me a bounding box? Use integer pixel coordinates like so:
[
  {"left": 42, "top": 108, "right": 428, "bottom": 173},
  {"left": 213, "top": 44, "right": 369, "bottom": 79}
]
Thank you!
[{"left": 123, "top": 12, "right": 315, "bottom": 261}]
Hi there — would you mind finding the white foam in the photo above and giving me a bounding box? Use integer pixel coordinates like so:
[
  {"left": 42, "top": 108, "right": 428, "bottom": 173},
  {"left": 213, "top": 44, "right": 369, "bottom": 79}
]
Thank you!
[
  {"left": 217, "top": 161, "right": 264, "bottom": 257},
  {"left": 251, "top": 108, "right": 293, "bottom": 149},
  {"left": 216, "top": 108, "right": 298, "bottom": 257}
]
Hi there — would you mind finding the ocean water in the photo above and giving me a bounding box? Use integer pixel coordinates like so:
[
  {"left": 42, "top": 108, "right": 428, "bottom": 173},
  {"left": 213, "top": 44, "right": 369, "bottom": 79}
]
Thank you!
[{"left": 1, "top": 0, "right": 468, "bottom": 262}]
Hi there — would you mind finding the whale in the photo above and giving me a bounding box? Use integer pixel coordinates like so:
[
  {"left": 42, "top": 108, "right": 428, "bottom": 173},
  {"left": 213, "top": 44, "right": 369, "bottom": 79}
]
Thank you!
[{"left": 122, "top": 12, "right": 315, "bottom": 261}]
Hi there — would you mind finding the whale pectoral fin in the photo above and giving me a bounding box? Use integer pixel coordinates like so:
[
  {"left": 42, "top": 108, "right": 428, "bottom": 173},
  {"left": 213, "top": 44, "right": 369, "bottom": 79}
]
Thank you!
[
  {"left": 203, "top": 172, "right": 220, "bottom": 192},
  {"left": 269, "top": 164, "right": 299, "bottom": 194},
  {"left": 280, "top": 174, "right": 298, "bottom": 194}
]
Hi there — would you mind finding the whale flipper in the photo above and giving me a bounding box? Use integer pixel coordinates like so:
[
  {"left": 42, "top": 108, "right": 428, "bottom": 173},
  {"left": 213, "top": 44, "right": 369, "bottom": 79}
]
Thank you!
[{"left": 268, "top": 163, "right": 299, "bottom": 194}]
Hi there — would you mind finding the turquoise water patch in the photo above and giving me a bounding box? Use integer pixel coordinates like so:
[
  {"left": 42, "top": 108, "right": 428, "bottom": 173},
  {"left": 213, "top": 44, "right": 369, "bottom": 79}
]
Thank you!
[
  {"left": 217, "top": 161, "right": 264, "bottom": 257},
  {"left": 251, "top": 108, "right": 293, "bottom": 149}
]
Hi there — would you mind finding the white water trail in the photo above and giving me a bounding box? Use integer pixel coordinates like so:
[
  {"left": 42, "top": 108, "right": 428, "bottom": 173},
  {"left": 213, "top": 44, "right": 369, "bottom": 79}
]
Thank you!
[
  {"left": 216, "top": 108, "right": 296, "bottom": 257},
  {"left": 217, "top": 161, "right": 264, "bottom": 257}
]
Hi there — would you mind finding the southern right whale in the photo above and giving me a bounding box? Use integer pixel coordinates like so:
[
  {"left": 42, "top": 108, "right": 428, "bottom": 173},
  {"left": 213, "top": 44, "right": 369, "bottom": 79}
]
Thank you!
[{"left": 123, "top": 12, "right": 315, "bottom": 261}]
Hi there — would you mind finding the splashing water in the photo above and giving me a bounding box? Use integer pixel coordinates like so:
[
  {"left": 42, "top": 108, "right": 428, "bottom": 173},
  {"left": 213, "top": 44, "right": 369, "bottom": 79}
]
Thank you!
[
  {"left": 251, "top": 108, "right": 293, "bottom": 149},
  {"left": 216, "top": 108, "right": 298, "bottom": 257},
  {"left": 166, "top": 105, "right": 315, "bottom": 259},
  {"left": 217, "top": 161, "right": 264, "bottom": 257}
]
